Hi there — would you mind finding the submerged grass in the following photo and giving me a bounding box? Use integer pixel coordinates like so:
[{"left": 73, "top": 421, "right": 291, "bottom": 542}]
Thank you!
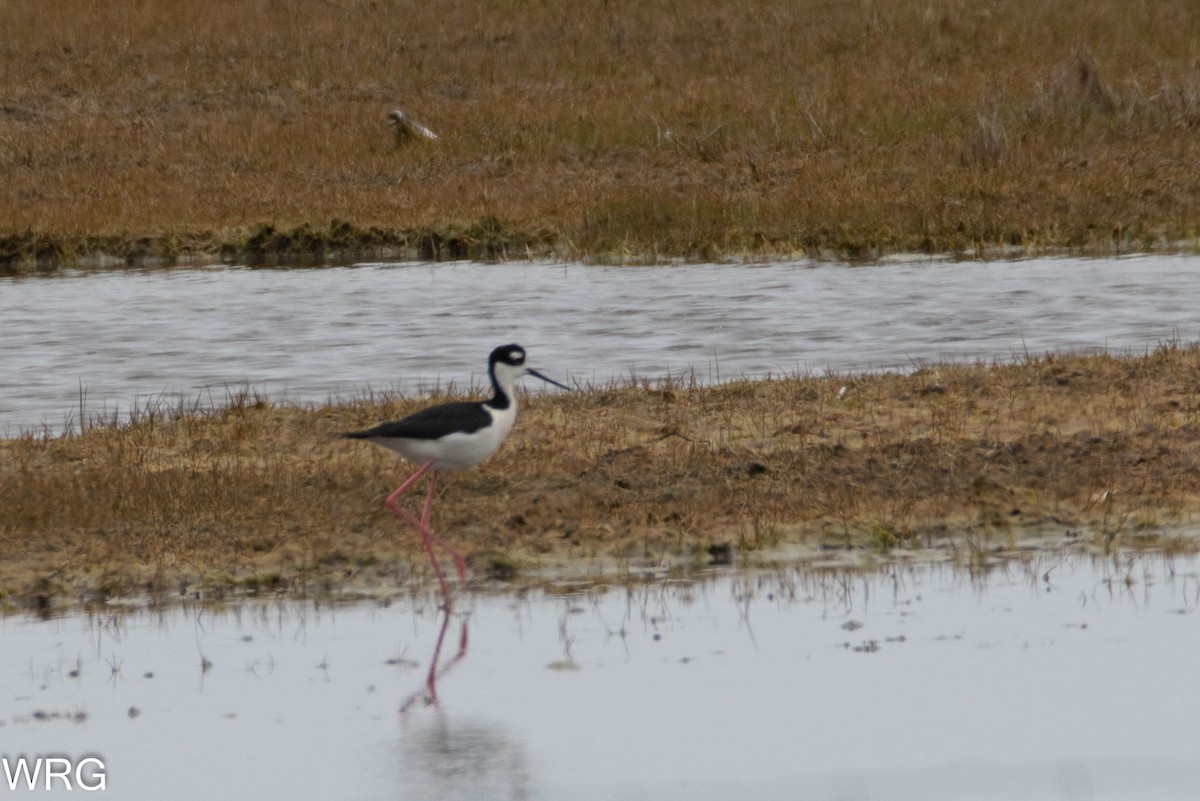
[
  {"left": 3, "top": 346, "right": 1200, "bottom": 611},
  {"left": 3, "top": 0, "right": 1200, "bottom": 268}
]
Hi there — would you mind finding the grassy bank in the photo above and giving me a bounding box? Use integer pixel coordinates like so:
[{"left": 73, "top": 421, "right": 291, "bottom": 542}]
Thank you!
[
  {"left": 2, "top": 346, "right": 1199, "bottom": 611},
  {"left": 2, "top": 0, "right": 1200, "bottom": 268}
]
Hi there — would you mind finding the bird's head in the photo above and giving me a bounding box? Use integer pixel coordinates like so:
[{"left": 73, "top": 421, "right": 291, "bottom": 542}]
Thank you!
[{"left": 489, "top": 344, "right": 571, "bottom": 392}]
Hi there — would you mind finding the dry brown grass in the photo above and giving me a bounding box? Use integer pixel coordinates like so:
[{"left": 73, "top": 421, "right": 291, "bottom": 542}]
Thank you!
[
  {"left": 3, "top": 0, "right": 1200, "bottom": 265},
  {"left": 3, "top": 345, "right": 1200, "bottom": 611}
]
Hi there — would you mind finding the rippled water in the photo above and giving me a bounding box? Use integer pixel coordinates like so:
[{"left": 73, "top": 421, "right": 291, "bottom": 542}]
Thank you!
[
  {"left": 2, "top": 255, "right": 1197, "bottom": 433},
  {"left": 3, "top": 553, "right": 1199, "bottom": 800}
]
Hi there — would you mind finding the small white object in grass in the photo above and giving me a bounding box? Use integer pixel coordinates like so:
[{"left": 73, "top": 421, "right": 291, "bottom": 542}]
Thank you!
[{"left": 387, "top": 108, "right": 438, "bottom": 142}]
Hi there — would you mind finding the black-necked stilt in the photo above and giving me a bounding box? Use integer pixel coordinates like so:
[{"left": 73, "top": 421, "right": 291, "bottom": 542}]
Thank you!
[{"left": 343, "top": 344, "right": 570, "bottom": 599}]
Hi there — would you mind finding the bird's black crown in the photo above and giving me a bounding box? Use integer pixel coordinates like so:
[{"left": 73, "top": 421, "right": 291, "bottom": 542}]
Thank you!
[{"left": 491, "top": 344, "right": 526, "bottom": 366}]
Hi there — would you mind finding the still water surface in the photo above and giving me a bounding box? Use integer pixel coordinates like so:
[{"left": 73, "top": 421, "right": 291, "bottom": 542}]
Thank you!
[
  {"left": 3, "top": 552, "right": 1199, "bottom": 800},
  {"left": 2, "top": 256, "right": 1197, "bottom": 432}
]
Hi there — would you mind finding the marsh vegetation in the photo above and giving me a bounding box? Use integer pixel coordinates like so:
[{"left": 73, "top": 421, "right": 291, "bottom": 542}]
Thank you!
[
  {"left": 3, "top": 346, "right": 1198, "bottom": 610},
  {"left": 2, "top": 0, "right": 1200, "bottom": 267}
]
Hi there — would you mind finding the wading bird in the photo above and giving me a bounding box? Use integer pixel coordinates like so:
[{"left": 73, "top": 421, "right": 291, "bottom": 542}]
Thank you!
[{"left": 343, "top": 344, "right": 570, "bottom": 600}]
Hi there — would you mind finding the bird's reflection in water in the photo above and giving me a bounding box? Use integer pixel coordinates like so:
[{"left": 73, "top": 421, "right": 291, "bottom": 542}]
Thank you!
[
  {"left": 400, "top": 605, "right": 470, "bottom": 712},
  {"left": 397, "top": 711, "right": 534, "bottom": 801},
  {"left": 396, "top": 605, "right": 533, "bottom": 800}
]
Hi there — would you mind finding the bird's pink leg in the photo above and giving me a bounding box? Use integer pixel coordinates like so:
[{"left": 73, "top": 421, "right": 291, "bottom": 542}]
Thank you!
[
  {"left": 385, "top": 460, "right": 434, "bottom": 505},
  {"left": 420, "top": 471, "right": 468, "bottom": 586},
  {"left": 385, "top": 462, "right": 469, "bottom": 600},
  {"left": 386, "top": 461, "right": 450, "bottom": 599}
]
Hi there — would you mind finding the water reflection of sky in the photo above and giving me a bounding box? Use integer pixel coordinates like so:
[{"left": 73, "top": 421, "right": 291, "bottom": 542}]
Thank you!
[
  {"left": 3, "top": 255, "right": 1199, "bottom": 432},
  {"left": 3, "top": 552, "right": 1198, "bottom": 800}
]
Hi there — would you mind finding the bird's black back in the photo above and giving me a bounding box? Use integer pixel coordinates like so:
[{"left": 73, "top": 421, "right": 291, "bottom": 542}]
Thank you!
[{"left": 342, "top": 401, "right": 492, "bottom": 441}]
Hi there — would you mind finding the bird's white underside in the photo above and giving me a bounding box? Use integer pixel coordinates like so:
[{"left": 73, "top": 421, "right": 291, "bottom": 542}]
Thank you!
[{"left": 370, "top": 399, "right": 518, "bottom": 470}]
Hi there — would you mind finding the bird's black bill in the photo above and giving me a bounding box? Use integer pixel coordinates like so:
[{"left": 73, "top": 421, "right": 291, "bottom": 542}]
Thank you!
[{"left": 527, "top": 369, "right": 572, "bottom": 392}]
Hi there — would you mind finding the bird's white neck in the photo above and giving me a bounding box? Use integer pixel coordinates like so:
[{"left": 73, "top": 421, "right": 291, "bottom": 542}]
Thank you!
[{"left": 487, "top": 363, "right": 523, "bottom": 411}]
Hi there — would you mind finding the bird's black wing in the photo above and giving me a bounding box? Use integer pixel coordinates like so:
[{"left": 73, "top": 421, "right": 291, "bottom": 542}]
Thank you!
[{"left": 343, "top": 401, "right": 491, "bottom": 441}]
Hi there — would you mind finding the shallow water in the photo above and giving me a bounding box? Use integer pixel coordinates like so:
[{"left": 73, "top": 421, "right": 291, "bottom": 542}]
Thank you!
[
  {"left": 2, "top": 255, "right": 1198, "bottom": 432},
  {"left": 3, "top": 552, "right": 1199, "bottom": 800}
]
